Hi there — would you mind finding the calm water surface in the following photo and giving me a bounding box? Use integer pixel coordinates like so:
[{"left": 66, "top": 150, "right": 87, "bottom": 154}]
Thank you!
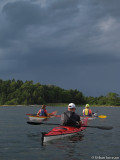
[{"left": 0, "top": 106, "right": 120, "bottom": 160}]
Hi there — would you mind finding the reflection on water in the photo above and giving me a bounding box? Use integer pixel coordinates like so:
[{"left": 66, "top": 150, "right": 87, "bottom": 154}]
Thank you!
[
  {"left": 44, "top": 133, "right": 85, "bottom": 160},
  {"left": 68, "top": 133, "right": 84, "bottom": 142}
]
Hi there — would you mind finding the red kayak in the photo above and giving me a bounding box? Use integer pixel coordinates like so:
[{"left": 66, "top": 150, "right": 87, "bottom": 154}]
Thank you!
[{"left": 42, "top": 117, "right": 88, "bottom": 143}]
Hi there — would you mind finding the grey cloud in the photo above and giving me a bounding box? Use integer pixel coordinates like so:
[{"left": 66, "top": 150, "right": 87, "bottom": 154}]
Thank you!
[
  {"left": 2, "top": 1, "right": 42, "bottom": 26},
  {"left": 0, "top": 1, "right": 41, "bottom": 47},
  {"left": 0, "top": 0, "right": 79, "bottom": 49}
]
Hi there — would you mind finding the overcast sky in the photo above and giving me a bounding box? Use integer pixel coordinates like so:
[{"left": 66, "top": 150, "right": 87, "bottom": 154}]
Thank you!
[{"left": 0, "top": 0, "right": 120, "bottom": 97}]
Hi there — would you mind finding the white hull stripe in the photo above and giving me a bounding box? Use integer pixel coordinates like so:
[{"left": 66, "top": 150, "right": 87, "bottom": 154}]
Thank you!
[{"left": 42, "top": 130, "right": 84, "bottom": 142}]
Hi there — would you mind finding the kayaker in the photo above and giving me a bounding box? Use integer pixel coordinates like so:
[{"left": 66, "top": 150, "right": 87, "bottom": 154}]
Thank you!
[
  {"left": 61, "top": 103, "right": 82, "bottom": 127},
  {"left": 37, "top": 104, "right": 48, "bottom": 116},
  {"left": 83, "top": 104, "right": 92, "bottom": 116}
]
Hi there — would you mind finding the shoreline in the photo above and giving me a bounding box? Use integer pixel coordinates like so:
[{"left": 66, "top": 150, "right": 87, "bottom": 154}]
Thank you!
[{"left": 0, "top": 104, "right": 120, "bottom": 107}]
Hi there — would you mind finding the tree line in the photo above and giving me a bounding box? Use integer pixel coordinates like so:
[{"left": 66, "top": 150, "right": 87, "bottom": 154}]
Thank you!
[{"left": 0, "top": 79, "right": 120, "bottom": 106}]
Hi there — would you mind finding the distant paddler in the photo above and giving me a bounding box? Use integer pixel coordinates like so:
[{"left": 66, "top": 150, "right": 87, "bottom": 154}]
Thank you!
[
  {"left": 37, "top": 104, "right": 48, "bottom": 116},
  {"left": 83, "top": 104, "right": 92, "bottom": 117}
]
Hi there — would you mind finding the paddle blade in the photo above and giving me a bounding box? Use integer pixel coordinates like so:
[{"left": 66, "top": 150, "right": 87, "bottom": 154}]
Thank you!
[
  {"left": 27, "top": 121, "right": 42, "bottom": 125},
  {"left": 98, "top": 115, "right": 107, "bottom": 118},
  {"left": 27, "top": 121, "right": 60, "bottom": 125},
  {"left": 96, "top": 126, "right": 113, "bottom": 130}
]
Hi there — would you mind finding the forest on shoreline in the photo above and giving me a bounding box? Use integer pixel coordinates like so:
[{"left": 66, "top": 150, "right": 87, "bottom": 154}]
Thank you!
[{"left": 0, "top": 79, "right": 120, "bottom": 106}]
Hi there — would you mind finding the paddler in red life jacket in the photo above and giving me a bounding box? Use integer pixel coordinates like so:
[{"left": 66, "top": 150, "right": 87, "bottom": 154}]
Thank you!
[
  {"left": 83, "top": 104, "right": 92, "bottom": 116},
  {"left": 37, "top": 104, "right": 48, "bottom": 116},
  {"left": 61, "top": 103, "right": 82, "bottom": 127}
]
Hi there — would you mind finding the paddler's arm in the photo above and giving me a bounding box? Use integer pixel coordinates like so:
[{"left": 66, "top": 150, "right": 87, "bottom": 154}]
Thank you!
[
  {"left": 89, "top": 109, "right": 92, "bottom": 116},
  {"left": 77, "top": 116, "right": 82, "bottom": 126},
  {"left": 37, "top": 109, "right": 41, "bottom": 116},
  {"left": 45, "top": 109, "right": 49, "bottom": 116}
]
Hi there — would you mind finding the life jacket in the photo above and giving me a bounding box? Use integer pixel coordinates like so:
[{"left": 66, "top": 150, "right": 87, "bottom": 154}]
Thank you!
[
  {"left": 39, "top": 109, "right": 47, "bottom": 116},
  {"left": 61, "top": 111, "right": 80, "bottom": 127},
  {"left": 83, "top": 108, "right": 92, "bottom": 116}
]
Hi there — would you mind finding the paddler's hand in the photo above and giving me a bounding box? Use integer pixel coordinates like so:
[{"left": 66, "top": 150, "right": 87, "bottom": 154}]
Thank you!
[{"left": 77, "top": 121, "right": 82, "bottom": 126}]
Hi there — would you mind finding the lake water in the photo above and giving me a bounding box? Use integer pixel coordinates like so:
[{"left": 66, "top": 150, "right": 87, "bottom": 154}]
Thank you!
[{"left": 0, "top": 106, "right": 120, "bottom": 160}]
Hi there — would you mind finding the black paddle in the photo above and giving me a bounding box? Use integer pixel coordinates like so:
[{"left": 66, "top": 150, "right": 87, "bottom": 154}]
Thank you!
[
  {"left": 82, "top": 125, "right": 113, "bottom": 130},
  {"left": 27, "top": 122, "right": 113, "bottom": 130},
  {"left": 27, "top": 121, "right": 59, "bottom": 125}
]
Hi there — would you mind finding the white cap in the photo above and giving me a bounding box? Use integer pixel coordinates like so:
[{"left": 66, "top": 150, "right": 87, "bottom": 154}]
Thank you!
[{"left": 68, "top": 103, "right": 76, "bottom": 109}]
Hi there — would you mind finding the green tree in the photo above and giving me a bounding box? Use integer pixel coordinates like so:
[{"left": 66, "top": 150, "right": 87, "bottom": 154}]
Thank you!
[{"left": 106, "top": 92, "right": 120, "bottom": 106}]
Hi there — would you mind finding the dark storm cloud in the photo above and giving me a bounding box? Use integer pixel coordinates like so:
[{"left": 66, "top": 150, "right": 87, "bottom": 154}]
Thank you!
[
  {"left": 0, "top": 0, "right": 120, "bottom": 96},
  {"left": 0, "top": 0, "right": 79, "bottom": 49},
  {"left": 1, "top": 1, "right": 42, "bottom": 48}
]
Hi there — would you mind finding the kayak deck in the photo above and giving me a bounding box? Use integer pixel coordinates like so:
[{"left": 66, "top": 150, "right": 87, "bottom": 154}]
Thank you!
[
  {"left": 42, "top": 117, "right": 88, "bottom": 143},
  {"left": 80, "top": 116, "right": 96, "bottom": 120},
  {"left": 80, "top": 113, "right": 98, "bottom": 120}
]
